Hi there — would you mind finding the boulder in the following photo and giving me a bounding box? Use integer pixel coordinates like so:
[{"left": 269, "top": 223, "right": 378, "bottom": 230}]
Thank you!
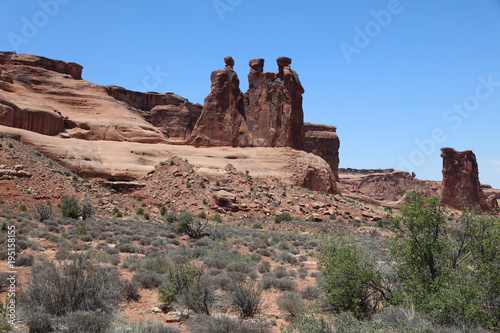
[
  {"left": 440, "top": 147, "right": 491, "bottom": 211},
  {"left": 214, "top": 190, "right": 237, "bottom": 207}
]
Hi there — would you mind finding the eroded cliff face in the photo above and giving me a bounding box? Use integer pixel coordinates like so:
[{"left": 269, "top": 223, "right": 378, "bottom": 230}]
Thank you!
[
  {"left": 304, "top": 123, "right": 340, "bottom": 181},
  {"left": 0, "top": 52, "right": 337, "bottom": 193},
  {"left": 105, "top": 85, "right": 202, "bottom": 142},
  {"left": 440, "top": 147, "right": 491, "bottom": 211}
]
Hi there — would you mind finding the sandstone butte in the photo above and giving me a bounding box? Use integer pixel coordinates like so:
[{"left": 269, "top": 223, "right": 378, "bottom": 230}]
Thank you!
[{"left": 0, "top": 52, "right": 338, "bottom": 193}]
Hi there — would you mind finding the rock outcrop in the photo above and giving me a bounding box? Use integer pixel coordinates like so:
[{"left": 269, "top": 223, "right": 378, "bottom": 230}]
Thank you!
[
  {"left": 304, "top": 123, "right": 340, "bottom": 181},
  {"left": 243, "top": 57, "right": 305, "bottom": 149},
  {"left": 0, "top": 51, "right": 82, "bottom": 80},
  {"left": 187, "top": 56, "right": 248, "bottom": 146},
  {"left": 440, "top": 147, "right": 491, "bottom": 211},
  {"left": 0, "top": 99, "right": 65, "bottom": 136},
  {"left": 188, "top": 56, "right": 305, "bottom": 149}
]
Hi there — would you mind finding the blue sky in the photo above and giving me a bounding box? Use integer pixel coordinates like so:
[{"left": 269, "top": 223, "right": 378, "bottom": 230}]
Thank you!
[{"left": 1, "top": 0, "right": 499, "bottom": 188}]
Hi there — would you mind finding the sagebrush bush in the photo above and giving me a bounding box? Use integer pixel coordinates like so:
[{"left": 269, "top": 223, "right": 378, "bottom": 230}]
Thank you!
[
  {"left": 277, "top": 291, "right": 304, "bottom": 320},
  {"left": 258, "top": 260, "right": 271, "bottom": 274},
  {"left": 132, "top": 270, "right": 163, "bottom": 289},
  {"left": 176, "top": 274, "right": 217, "bottom": 315},
  {"left": 19, "top": 256, "right": 122, "bottom": 332},
  {"left": 231, "top": 282, "right": 263, "bottom": 319}
]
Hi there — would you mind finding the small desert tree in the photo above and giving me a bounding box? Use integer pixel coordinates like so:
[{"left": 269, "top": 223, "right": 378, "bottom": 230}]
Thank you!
[{"left": 390, "top": 187, "right": 500, "bottom": 328}]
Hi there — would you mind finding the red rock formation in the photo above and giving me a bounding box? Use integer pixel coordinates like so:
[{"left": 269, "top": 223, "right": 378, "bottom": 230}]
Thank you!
[
  {"left": 243, "top": 57, "right": 305, "bottom": 149},
  {"left": 440, "top": 147, "right": 491, "bottom": 211},
  {"left": 105, "top": 86, "right": 202, "bottom": 141},
  {"left": 187, "top": 56, "right": 248, "bottom": 146},
  {"left": 0, "top": 99, "right": 65, "bottom": 136},
  {"left": 304, "top": 123, "right": 340, "bottom": 181},
  {"left": 0, "top": 51, "right": 82, "bottom": 80},
  {"left": 487, "top": 194, "right": 499, "bottom": 213},
  {"left": 188, "top": 56, "right": 305, "bottom": 149}
]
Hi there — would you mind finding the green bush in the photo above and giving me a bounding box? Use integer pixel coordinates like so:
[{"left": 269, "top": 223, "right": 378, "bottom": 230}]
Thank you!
[
  {"left": 158, "top": 264, "right": 200, "bottom": 307},
  {"left": 60, "top": 195, "right": 81, "bottom": 219},
  {"left": 317, "top": 235, "right": 388, "bottom": 318},
  {"left": 275, "top": 212, "right": 292, "bottom": 224},
  {"left": 176, "top": 274, "right": 217, "bottom": 315}
]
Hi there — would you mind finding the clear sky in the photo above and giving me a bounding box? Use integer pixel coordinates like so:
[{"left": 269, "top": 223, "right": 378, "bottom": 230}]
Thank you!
[{"left": 1, "top": 0, "right": 499, "bottom": 188}]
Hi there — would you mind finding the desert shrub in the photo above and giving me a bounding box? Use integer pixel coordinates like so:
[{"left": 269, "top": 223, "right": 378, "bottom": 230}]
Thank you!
[
  {"left": 158, "top": 264, "right": 200, "bottom": 307},
  {"left": 275, "top": 212, "right": 292, "bottom": 224},
  {"left": 212, "top": 274, "right": 235, "bottom": 291},
  {"left": 210, "top": 214, "right": 222, "bottom": 223},
  {"left": 298, "top": 266, "right": 308, "bottom": 279},
  {"left": 231, "top": 282, "right": 263, "bottom": 319},
  {"left": 256, "top": 248, "right": 273, "bottom": 257},
  {"left": 174, "top": 212, "right": 208, "bottom": 239},
  {"left": 318, "top": 235, "right": 388, "bottom": 318},
  {"left": 301, "top": 285, "right": 320, "bottom": 300},
  {"left": 122, "top": 280, "right": 141, "bottom": 302},
  {"left": 24, "top": 311, "right": 53, "bottom": 333},
  {"left": 33, "top": 201, "right": 53, "bottom": 222},
  {"left": 261, "top": 273, "right": 278, "bottom": 290},
  {"left": 188, "top": 314, "right": 271, "bottom": 333},
  {"left": 249, "top": 252, "right": 261, "bottom": 262},
  {"left": 273, "top": 266, "right": 289, "bottom": 278},
  {"left": 19, "top": 256, "right": 122, "bottom": 332},
  {"left": 132, "top": 270, "right": 163, "bottom": 289},
  {"left": 274, "top": 251, "right": 298, "bottom": 265},
  {"left": 390, "top": 188, "right": 500, "bottom": 328},
  {"left": 276, "top": 277, "right": 298, "bottom": 291},
  {"left": 58, "top": 310, "right": 112, "bottom": 333},
  {"left": 176, "top": 274, "right": 217, "bottom": 315},
  {"left": 258, "top": 260, "right": 271, "bottom": 274},
  {"left": 0, "top": 297, "right": 13, "bottom": 332},
  {"left": 80, "top": 199, "right": 93, "bottom": 220},
  {"left": 15, "top": 255, "right": 34, "bottom": 266},
  {"left": 277, "top": 291, "right": 304, "bottom": 320},
  {"left": 117, "top": 243, "right": 143, "bottom": 254},
  {"left": 59, "top": 195, "right": 80, "bottom": 219}
]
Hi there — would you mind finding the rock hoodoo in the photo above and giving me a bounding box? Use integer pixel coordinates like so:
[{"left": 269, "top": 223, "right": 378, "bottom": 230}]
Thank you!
[
  {"left": 187, "top": 56, "right": 248, "bottom": 146},
  {"left": 440, "top": 147, "right": 491, "bottom": 211},
  {"left": 188, "top": 56, "right": 305, "bottom": 149}
]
